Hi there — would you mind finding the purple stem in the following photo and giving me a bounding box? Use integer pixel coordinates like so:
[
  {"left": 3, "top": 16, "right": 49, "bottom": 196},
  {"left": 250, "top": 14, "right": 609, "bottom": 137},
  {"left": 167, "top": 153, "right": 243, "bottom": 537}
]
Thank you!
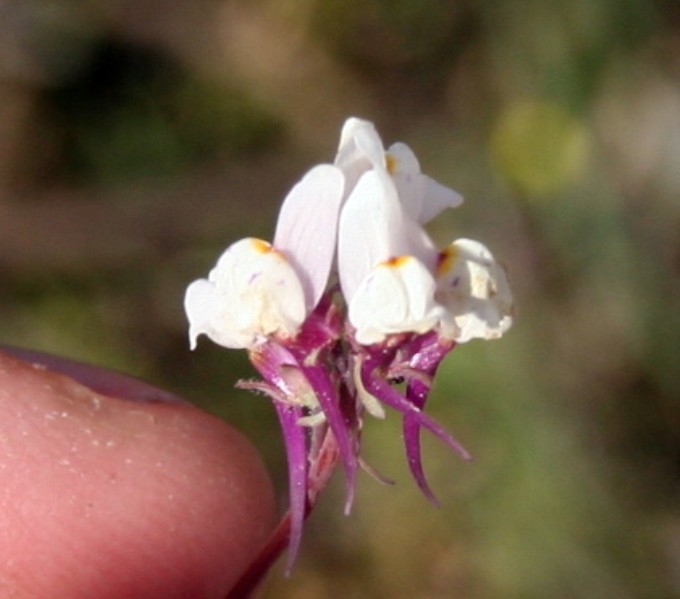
[{"left": 225, "top": 511, "right": 295, "bottom": 598}]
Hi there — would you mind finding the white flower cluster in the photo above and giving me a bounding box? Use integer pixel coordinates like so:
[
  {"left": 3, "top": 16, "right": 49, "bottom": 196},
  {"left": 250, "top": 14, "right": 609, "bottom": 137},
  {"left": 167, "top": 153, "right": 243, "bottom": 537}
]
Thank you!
[{"left": 185, "top": 117, "right": 513, "bottom": 350}]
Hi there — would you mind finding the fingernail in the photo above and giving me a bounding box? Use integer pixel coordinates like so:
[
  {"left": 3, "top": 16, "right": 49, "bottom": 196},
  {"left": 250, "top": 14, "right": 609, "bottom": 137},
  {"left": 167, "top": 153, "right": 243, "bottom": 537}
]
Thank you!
[{"left": 0, "top": 346, "right": 186, "bottom": 404}]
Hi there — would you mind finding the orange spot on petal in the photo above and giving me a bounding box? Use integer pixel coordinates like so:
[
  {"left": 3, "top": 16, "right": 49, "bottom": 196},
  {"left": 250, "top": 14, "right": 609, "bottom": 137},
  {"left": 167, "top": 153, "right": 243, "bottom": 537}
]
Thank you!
[
  {"left": 437, "top": 246, "right": 458, "bottom": 276},
  {"left": 251, "top": 239, "right": 274, "bottom": 254},
  {"left": 385, "top": 153, "right": 398, "bottom": 175},
  {"left": 383, "top": 256, "right": 412, "bottom": 268}
]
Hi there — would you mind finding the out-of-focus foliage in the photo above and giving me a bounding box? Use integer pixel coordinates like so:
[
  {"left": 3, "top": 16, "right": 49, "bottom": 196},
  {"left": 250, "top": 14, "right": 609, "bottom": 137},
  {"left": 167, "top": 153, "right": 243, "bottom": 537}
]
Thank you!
[{"left": 1, "top": 0, "right": 678, "bottom": 597}]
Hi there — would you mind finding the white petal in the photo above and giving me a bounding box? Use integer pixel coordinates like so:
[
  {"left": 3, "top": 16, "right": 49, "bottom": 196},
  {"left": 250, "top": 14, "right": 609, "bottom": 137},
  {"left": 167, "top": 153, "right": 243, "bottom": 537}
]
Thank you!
[
  {"left": 349, "top": 256, "right": 445, "bottom": 345},
  {"left": 185, "top": 279, "right": 227, "bottom": 349},
  {"left": 386, "top": 142, "right": 421, "bottom": 175},
  {"left": 338, "top": 168, "right": 438, "bottom": 303},
  {"left": 337, "top": 169, "right": 404, "bottom": 302},
  {"left": 184, "top": 238, "right": 307, "bottom": 349},
  {"left": 436, "top": 239, "right": 513, "bottom": 342},
  {"left": 386, "top": 142, "right": 464, "bottom": 223},
  {"left": 419, "top": 176, "right": 464, "bottom": 222},
  {"left": 273, "top": 164, "right": 345, "bottom": 310},
  {"left": 385, "top": 142, "right": 426, "bottom": 222},
  {"left": 334, "top": 117, "right": 386, "bottom": 195}
]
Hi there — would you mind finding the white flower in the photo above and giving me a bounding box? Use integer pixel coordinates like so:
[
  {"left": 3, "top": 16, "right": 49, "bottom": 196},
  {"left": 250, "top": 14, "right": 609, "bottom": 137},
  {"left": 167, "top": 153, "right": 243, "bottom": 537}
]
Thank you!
[
  {"left": 185, "top": 116, "right": 513, "bottom": 350},
  {"left": 185, "top": 165, "right": 345, "bottom": 349},
  {"left": 334, "top": 118, "right": 464, "bottom": 223},
  {"left": 335, "top": 118, "right": 512, "bottom": 345},
  {"left": 348, "top": 255, "right": 445, "bottom": 345},
  {"left": 436, "top": 239, "right": 514, "bottom": 342},
  {"left": 184, "top": 238, "right": 307, "bottom": 349},
  {"left": 338, "top": 167, "right": 443, "bottom": 344}
]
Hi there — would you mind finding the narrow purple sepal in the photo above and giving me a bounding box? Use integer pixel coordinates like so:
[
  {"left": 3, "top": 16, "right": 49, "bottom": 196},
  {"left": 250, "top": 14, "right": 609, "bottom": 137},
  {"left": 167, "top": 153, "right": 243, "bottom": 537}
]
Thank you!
[
  {"left": 273, "top": 400, "right": 309, "bottom": 575},
  {"left": 401, "top": 334, "right": 460, "bottom": 503},
  {"left": 404, "top": 378, "right": 440, "bottom": 506},
  {"left": 361, "top": 357, "right": 472, "bottom": 462},
  {"left": 302, "top": 364, "right": 358, "bottom": 515},
  {"left": 249, "top": 341, "right": 312, "bottom": 572}
]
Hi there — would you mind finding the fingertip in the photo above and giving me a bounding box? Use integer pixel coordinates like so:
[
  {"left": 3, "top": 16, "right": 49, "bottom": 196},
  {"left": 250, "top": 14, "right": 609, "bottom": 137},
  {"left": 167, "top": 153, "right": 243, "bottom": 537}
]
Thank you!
[{"left": 0, "top": 350, "right": 277, "bottom": 598}]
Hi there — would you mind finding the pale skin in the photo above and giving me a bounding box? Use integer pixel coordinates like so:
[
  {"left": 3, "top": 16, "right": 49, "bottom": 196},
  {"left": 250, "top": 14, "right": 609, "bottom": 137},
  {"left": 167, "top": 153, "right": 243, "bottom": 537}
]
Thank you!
[{"left": 0, "top": 347, "right": 277, "bottom": 598}]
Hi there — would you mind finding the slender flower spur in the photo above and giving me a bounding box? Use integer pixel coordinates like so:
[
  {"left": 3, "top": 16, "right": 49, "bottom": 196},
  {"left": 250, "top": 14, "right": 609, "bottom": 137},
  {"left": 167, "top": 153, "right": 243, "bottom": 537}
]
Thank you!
[{"left": 184, "top": 117, "right": 513, "bottom": 582}]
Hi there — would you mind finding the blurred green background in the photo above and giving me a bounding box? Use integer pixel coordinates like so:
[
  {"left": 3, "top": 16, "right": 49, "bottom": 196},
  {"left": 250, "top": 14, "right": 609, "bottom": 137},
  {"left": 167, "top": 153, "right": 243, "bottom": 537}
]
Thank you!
[{"left": 1, "top": 1, "right": 678, "bottom": 597}]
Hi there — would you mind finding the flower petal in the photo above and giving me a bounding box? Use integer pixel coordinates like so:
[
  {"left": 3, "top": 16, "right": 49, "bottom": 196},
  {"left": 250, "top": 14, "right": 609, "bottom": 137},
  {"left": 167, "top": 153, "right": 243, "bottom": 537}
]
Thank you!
[
  {"left": 184, "top": 238, "right": 307, "bottom": 349},
  {"left": 338, "top": 169, "right": 437, "bottom": 304},
  {"left": 338, "top": 170, "right": 402, "bottom": 302},
  {"left": 274, "top": 164, "right": 345, "bottom": 310},
  {"left": 348, "top": 256, "right": 445, "bottom": 345},
  {"left": 386, "top": 142, "right": 464, "bottom": 224},
  {"left": 436, "top": 238, "right": 513, "bottom": 342},
  {"left": 185, "top": 279, "right": 225, "bottom": 350},
  {"left": 419, "top": 176, "right": 464, "bottom": 223},
  {"left": 334, "top": 117, "right": 386, "bottom": 194}
]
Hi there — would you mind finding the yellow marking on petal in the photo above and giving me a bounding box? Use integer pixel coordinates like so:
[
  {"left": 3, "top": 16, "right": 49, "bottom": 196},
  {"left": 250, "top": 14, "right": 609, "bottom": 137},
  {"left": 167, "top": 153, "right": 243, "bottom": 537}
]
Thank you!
[
  {"left": 437, "top": 246, "right": 459, "bottom": 276},
  {"left": 250, "top": 239, "right": 274, "bottom": 254},
  {"left": 250, "top": 238, "right": 291, "bottom": 263},
  {"left": 383, "top": 255, "right": 412, "bottom": 268},
  {"left": 385, "top": 152, "right": 398, "bottom": 175}
]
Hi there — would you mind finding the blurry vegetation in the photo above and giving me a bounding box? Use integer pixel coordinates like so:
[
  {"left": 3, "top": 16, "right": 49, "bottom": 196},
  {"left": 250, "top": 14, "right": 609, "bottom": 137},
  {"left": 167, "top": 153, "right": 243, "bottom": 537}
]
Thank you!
[
  {"left": 42, "top": 39, "right": 282, "bottom": 184},
  {"left": 0, "top": 0, "right": 678, "bottom": 597}
]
